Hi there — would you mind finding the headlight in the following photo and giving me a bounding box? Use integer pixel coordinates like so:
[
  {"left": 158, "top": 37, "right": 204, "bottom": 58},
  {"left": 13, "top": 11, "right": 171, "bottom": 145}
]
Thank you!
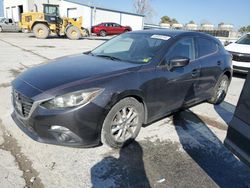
[{"left": 42, "top": 88, "right": 104, "bottom": 109}]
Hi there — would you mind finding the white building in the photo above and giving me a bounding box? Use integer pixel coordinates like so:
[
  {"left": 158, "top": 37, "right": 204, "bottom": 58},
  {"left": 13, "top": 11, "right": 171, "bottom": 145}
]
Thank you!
[
  {"left": 200, "top": 23, "right": 215, "bottom": 30},
  {"left": 185, "top": 23, "right": 198, "bottom": 30},
  {"left": 171, "top": 23, "right": 183, "bottom": 29},
  {"left": 3, "top": 0, "right": 144, "bottom": 30},
  {"left": 59, "top": 0, "right": 144, "bottom": 30},
  {"left": 3, "top": 0, "right": 60, "bottom": 22},
  {"left": 218, "top": 23, "right": 234, "bottom": 31},
  {"left": 160, "top": 23, "right": 170, "bottom": 29}
]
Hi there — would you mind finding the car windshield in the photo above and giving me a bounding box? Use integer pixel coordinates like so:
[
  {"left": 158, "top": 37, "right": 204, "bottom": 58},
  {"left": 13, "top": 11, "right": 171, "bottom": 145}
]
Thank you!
[
  {"left": 91, "top": 33, "right": 169, "bottom": 64},
  {"left": 0, "top": 18, "right": 5, "bottom": 23},
  {"left": 236, "top": 34, "right": 250, "bottom": 45}
]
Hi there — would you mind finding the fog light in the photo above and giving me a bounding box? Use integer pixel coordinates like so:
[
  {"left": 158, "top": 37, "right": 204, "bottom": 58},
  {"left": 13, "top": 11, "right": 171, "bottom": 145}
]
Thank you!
[
  {"left": 58, "top": 133, "right": 71, "bottom": 142},
  {"left": 49, "top": 125, "right": 82, "bottom": 144}
]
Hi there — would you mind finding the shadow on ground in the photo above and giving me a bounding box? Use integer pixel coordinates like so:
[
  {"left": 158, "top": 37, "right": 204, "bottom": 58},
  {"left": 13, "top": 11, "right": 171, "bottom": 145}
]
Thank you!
[
  {"left": 28, "top": 35, "right": 109, "bottom": 41},
  {"left": 214, "top": 101, "right": 236, "bottom": 124},
  {"left": 174, "top": 110, "right": 250, "bottom": 188},
  {"left": 91, "top": 141, "right": 150, "bottom": 188},
  {"left": 90, "top": 110, "right": 250, "bottom": 188}
]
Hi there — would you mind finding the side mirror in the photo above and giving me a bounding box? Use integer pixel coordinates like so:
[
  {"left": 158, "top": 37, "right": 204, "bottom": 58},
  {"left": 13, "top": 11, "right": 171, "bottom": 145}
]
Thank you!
[
  {"left": 168, "top": 57, "right": 190, "bottom": 70},
  {"left": 224, "top": 41, "right": 232, "bottom": 46}
]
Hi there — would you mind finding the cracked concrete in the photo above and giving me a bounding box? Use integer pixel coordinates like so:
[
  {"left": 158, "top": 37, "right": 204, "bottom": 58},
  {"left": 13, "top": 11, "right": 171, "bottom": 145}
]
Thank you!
[{"left": 0, "top": 121, "right": 44, "bottom": 188}]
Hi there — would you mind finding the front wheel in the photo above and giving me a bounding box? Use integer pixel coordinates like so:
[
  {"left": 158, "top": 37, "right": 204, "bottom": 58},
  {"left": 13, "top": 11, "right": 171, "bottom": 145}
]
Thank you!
[
  {"left": 208, "top": 75, "right": 229, "bottom": 105},
  {"left": 0, "top": 26, "right": 3, "bottom": 32},
  {"left": 66, "top": 26, "right": 81, "bottom": 40},
  {"left": 101, "top": 97, "right": 144, "bottom": 148}
]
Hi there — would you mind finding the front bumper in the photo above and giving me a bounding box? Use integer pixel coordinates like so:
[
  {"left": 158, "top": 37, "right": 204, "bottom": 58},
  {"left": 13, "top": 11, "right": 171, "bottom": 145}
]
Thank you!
[
  {"left": 232, "top": 60, "right": 250, "bottom": 74},
  {"left": 11, "top": 99, "right": 106, "bottom": 148}
]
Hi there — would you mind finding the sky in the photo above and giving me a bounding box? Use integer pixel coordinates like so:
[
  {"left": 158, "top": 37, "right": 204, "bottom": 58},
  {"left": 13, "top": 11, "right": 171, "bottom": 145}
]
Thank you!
[{"left": 0, "top": 0, "right": 249, "bottom": 28}]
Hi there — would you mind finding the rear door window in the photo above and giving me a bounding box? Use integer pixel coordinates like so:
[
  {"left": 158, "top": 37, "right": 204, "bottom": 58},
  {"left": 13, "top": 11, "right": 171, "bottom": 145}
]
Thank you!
[{"left": 197, "top": 37, "right": 218, "bottom": 58}]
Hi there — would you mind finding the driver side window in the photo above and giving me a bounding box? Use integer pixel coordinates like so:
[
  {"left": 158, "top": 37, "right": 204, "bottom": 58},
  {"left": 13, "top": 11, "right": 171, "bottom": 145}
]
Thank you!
[{"left": 167, "top": 38, "right": 195, "bottom": 61}]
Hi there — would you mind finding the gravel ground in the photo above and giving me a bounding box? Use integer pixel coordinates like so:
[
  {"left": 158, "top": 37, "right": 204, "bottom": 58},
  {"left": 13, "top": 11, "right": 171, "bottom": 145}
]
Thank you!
[{"left": 0, "top": 33, "right": 249, "bottom": 188}]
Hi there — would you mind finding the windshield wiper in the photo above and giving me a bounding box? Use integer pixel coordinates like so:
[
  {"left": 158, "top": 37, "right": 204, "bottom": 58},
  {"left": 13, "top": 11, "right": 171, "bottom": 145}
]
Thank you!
[
  {"left": 83, "top": 51, "right": 94, "bottom": 56},
  {"left": 96, "top": 55, "right": 122, "bottom": 61}
]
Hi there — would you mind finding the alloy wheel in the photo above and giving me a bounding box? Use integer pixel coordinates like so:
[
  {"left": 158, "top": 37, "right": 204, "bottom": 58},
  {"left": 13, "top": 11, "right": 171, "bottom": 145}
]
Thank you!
[
  {"left": 216, "top": 78, "right": 229, "bottom": 100},
  {"left": 111, "top": 106, "right": 139, "bottom": 142}
]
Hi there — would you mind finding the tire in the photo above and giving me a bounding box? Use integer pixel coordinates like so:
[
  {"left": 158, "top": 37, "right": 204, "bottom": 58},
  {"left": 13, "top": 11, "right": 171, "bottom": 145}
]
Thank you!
[
  {"left": 101, "top": 97, "right": 144, "bottom": 148},
  {"left": 0, "top": 26, "right": 3, "bottom": 32},
  {"left": 66, "top": 26, "right": 81, "bottom": 40},
  {"left": 82, "top": 28, "right": 90, "bottom": 37},
  {"left": 99, "top": 30, "right": 107, "bottom": 37},
  {"left": 33, "top": 23, "right": 49, "bottom": 39},
  {"left": 124, "top": 29, "right": 129, "bottom": 33},
  {"left": 208, "top": 75, "right": 230, "bottom": 105}
]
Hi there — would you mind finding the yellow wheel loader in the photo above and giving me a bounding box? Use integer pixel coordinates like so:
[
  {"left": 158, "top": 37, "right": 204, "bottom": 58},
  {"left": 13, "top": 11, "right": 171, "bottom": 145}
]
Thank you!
[{"left": 19, "top": 4, "right": 89, "bottom": 40}]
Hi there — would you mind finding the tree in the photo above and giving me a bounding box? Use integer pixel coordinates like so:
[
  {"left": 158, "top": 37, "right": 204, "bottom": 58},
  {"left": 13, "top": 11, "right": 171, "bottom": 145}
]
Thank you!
[
  {"left": 188, "top": 20, "right": 195, "bottom": 24},
  {"left": 239, "top": 25, "right": 250, "bottom": 33},
  {"left": 160, "top": 16, "right": 171, "bottom": 23},
  {"left": 171, "top": 18, "right": 178, "bottom": 24},
  {"left": 160, "top": 16, "right": 178, "bottom": 25},
  {"left": 133, "top": 0, "right": 154, "bottom": 23}
]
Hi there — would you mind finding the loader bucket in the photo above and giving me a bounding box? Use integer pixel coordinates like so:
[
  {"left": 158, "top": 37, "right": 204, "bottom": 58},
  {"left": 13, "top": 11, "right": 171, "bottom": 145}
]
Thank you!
[{"left": 224, "top": 71, "right": 250, "bottom": 166}]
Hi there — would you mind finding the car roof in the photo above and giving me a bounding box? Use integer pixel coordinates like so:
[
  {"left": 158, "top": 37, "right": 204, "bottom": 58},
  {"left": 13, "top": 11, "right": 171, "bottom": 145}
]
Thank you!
[
  {"left": 102, "top": 22, "right": 118, "bottom": 24},
  {"left": 131, "top": 29, "right": 220, "bottom": 44},
  {"left": 132, "top": 29, "right": 215, "bottom": 39}
]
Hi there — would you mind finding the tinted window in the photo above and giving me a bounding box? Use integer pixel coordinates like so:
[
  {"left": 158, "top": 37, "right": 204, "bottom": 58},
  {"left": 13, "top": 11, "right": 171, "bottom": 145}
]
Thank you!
[
  {"left": 113, "top": 23, "right": 120, "bottom": 27},
  {"left": 236, "top": 34, "right": 250, "bottom": 45},
  {"left": 44, "top": 5, "right": 59, "bottom": 16},
  {"left": 167, "top": 38, "right": 195, "bottom": 60},
  {"left": 197, "top": 37, "right": 218, "bottom": 57},
  {"left": 105, "top": 23, "right": 113, "bottom": 27}
]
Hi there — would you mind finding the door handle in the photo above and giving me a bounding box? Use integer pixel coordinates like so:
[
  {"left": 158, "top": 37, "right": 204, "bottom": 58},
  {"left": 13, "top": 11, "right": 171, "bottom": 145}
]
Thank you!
[
  {"left": 192, "top": 69, "right": 199, "bottom": 77},
  {"left": 217, "top": 61, "right": 221, "bottom": 66}
]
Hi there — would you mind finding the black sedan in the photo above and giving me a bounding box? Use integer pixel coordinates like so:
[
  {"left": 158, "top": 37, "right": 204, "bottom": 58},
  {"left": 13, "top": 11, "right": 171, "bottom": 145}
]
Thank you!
[{"left": 11, "top": 30, "right": 232, "bottom": 148}]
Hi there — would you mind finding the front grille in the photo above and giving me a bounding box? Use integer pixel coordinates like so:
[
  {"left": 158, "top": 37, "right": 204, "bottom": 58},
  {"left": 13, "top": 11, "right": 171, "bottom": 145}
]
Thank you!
[
  {"left": 13, "top": 90, "right": 33, "bottom": 118},
  {"left": 232, "top": 52, "right": 250, "bottom": 62}
]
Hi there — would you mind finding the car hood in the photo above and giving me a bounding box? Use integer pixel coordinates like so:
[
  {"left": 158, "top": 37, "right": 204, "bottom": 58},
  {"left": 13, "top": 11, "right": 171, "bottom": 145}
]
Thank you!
[
  {"left": 225, "top": 42, "right": 250, "bottom": 54},
  {"left": 17, "top": 54, "right": 140, "bottom": 92}
]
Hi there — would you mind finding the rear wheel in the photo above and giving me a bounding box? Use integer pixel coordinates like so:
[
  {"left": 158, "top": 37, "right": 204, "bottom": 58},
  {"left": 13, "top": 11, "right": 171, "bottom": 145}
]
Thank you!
[
  {"left": 99, "top": 30, "right": 107, "bottom": 37},
  {"left": 101, "top": 97, "right": 144, "bottom": 148},
  {"left": 33, "top": 23, "right": 49, "bottom": 39},
  {"left": 0, "top": 26, "right": 3, "bottom": 32},
  {"left": 208, "top": 75, "right": 229, "bottom": 105},
  {"left": 66, "top": 26, "right": 81, "bottom": 40}
]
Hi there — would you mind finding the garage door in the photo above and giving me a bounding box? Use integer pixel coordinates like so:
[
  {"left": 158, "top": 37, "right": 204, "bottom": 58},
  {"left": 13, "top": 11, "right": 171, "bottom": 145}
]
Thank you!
[
  {"left": 6, "top": 7, "right": 11, "bottom": 18},
  {"left": 11, "top": 6, "right": 19, "bottom": 22},
  {"left": 94, "top": 9, "right": 120, "bottom": 25},
  {"left": 67, "top": 8, "right": 77, "bottom": 18},
  {"left": 121, "top": 14, "right": 143, "bottom": 31}
]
